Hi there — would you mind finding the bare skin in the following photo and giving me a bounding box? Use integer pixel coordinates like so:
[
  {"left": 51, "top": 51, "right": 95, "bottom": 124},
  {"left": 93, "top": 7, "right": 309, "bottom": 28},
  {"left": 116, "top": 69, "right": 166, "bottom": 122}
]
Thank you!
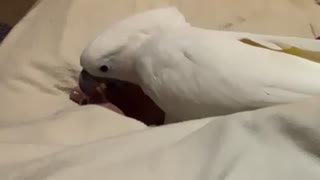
[
  {"left": 70, "top": 85, "right": 124, "bottom": 115},
  {"left": 70, "top": 82, "right": 165, "bottom": 126}
]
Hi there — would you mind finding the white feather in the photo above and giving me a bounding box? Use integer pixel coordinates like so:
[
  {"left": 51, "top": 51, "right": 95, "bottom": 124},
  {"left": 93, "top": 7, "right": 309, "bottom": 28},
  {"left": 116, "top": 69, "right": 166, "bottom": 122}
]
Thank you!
[
  {"left": 80, "top": 8, "right": 320, "bottom": 123},
  {"left": 132, "top": 27, "right": 320, "bottom": 122}
]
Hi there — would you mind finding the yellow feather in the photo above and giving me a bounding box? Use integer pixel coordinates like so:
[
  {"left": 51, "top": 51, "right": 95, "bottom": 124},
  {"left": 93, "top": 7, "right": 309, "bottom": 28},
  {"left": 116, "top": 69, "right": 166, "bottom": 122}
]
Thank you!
[{"left": 239, "top": 38, "right": 320, "bottom": 63}]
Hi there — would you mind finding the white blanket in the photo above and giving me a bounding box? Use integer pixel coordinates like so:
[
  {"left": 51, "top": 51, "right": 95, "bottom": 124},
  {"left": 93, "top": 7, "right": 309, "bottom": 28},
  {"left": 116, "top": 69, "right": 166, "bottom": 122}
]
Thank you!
[{"left": 1, "top": 0, "right": 320, "bottom": 179}]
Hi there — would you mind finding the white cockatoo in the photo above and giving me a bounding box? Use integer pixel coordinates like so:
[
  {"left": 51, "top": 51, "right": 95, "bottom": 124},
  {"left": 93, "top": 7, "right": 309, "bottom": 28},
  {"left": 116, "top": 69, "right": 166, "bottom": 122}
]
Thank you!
[{"left": 79, "top": 7, "right": 320, "bottom": 123}]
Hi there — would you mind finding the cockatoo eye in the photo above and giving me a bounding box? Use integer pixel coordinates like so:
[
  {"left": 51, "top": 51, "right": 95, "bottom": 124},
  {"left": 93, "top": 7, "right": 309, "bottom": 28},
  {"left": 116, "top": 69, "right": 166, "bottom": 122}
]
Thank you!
[{"left": 99, "top": 65, "right": 109, "bottom": 72}]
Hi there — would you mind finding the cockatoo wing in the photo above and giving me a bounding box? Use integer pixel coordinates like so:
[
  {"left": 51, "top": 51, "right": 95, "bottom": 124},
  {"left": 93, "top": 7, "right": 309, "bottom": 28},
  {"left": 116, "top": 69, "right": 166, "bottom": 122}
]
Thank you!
[{"left": 135, "top": 28, "right": 320, "bottom": 121}]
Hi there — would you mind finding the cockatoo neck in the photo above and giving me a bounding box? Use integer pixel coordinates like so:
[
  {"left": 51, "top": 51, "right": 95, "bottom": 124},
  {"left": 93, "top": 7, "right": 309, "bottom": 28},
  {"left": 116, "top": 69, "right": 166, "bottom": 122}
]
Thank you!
[
  {"left": 118, "top": 26, "right": 181, "bottom": 84},
  {"left": 111, "top": 32, "right": 151, "bottom": 84}
]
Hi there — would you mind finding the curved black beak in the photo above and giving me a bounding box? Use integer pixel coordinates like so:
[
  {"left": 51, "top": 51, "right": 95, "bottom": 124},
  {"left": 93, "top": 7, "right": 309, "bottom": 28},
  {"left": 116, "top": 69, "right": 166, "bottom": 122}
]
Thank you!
[{"left": 79, "top": 69, "right": 127, "bottom": 96}]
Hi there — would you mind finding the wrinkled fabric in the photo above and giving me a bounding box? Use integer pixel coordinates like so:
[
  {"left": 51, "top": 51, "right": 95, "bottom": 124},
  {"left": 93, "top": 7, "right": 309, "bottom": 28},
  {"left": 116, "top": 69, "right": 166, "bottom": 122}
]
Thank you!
[{"left": 1, "top": 0, "right": 320, "bottom": 179}]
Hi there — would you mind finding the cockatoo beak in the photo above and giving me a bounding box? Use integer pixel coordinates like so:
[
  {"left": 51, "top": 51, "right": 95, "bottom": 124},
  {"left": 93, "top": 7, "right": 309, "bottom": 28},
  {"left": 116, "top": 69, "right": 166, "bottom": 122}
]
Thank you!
[
  {"left": 79, "top": 69, "right": 126, "bottom": 97},
  {"left": 79, "top": 69, "right": 103, "bottom": 97}
]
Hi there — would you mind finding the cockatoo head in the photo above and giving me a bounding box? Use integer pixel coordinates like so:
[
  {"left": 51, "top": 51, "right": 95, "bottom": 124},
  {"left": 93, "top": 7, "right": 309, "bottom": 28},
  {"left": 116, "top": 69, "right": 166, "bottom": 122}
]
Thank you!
[{"left": 79, "top": 7, "right": 188, "bottom": 96}]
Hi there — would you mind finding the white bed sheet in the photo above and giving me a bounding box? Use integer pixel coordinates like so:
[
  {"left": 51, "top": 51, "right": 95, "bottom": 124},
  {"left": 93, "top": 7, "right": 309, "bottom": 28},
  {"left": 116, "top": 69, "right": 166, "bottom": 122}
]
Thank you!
[{"left": 1, "top": 0, "right": 320, "bottom": 179}]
